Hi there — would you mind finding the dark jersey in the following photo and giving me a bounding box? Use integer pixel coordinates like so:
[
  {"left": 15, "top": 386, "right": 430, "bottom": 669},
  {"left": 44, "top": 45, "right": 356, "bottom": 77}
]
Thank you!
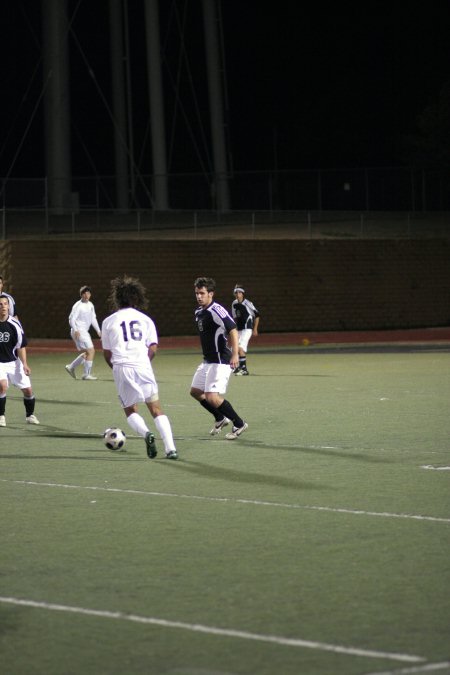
[
  {"left": 231, "top": 298, "right": 259, "bottom": 330},
  {"left": 0, "top": 316, "right": 27, "bottom": 363},
  {"left": 195, "top": 301, "right": 236, "bottom": 364}
]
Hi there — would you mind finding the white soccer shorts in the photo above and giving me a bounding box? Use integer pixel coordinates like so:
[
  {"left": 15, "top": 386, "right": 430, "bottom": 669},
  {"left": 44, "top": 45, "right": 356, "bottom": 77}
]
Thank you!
[
  {"left": 191, "top": 362, "right": 232, "bottom": 394},
  {"left": 0, "top": 359, "right": 31, "bottom": 390},
  {"left": 113, "top": 364, "right": 159, "bottom": 409},
  {"left": 71, "top": 329, "right": 94, "bottom": 351},
  {"left": 238, "top": 328, "right": 253, "bottom": 352}
]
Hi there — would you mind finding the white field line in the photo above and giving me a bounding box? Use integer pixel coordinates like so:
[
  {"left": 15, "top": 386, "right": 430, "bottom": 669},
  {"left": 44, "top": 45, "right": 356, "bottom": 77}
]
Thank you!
[
  {"left": 421, "top": 466, "right": 450, "bottom": 471},
  {"left": 366, "top": 661, "right": 450, "bottom": 674},
  {"left": 2, "top": 479, "right": 450, "bottom": 524},
  {"left": 0, "top": 596, "right": 425, "bottom": 664}
]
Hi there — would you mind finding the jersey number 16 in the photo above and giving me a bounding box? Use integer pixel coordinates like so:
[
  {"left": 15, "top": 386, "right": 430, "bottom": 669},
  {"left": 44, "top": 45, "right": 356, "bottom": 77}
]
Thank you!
[{"left": 120, "top": 320, "right": 143, "bottom": 342}]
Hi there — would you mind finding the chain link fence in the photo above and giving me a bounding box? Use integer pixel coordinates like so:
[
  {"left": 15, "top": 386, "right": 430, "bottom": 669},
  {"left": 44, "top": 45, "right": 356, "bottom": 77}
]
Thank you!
[{"left": 1, "top": 167, "right": 449, "bottom": 239}]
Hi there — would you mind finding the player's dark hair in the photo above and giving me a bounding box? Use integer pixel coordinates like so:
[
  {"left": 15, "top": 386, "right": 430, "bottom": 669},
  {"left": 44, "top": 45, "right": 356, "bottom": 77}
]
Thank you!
[
  {"left": 109, "top": 275, "right": 148, "bottom": 311},
  {"left": 194, "top": 277, "right": 216, "bottom": 293}
]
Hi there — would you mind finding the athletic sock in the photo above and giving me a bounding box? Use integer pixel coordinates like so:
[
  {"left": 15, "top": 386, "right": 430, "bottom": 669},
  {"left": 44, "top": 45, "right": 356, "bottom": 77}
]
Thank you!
[
  {"left": 217, "top": 400, "right": 244, "bottom": 429},
  {"left": 200, "top": 398, "right": 223, "bottom": 421},
  {"left": 0, "top": 395, "right": 6, "bottom": 416},
  {"left": 126, "top": 412, "right": 148, "bottom": 437},
  {"left": 239, "top": 356, "right": 247, "bottom": 369},
  {"left": 23, "top": 396, "right": 36, "bottom": 417},
  {"left": 154, "top": 414, "right": 176, "bottom": 453},
  {"left": 84, "top": 360, "right": 93, "bottom": 376},
  {"left": 70, "top": 353, "right": 85, "bottom": 369}
]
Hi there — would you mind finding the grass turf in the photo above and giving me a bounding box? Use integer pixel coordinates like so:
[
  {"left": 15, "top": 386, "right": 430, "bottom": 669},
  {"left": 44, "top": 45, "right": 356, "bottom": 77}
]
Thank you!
[{"left": 1, "top": 348, "right": 449, "bottom": 675}]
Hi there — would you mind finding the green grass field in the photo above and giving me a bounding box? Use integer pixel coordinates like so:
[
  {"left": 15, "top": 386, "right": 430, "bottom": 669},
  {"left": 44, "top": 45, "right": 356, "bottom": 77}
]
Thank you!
[{"left": 1, "top": 346, "right": 449, "bottom": 675}]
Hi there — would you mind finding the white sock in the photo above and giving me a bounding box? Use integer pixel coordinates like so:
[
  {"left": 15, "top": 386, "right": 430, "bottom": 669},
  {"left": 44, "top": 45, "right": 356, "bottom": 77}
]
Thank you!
[
  {"left": 154, "top": 414, "right": 176, "bottom": 453},
  {"left": 70, "top": 354, "right": 85, "bottom": 369},
  {"left": 84, "top": 360, "right": 93, "bottom": 376},
  {"left": 127, "top": 412, "right": 149, "bottom": 437}
]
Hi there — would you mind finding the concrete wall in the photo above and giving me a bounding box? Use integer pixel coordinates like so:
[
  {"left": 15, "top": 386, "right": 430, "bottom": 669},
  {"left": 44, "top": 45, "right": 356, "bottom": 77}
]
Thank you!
[{"left": 1, "top": 238, "right": 449, "bottom": 338}]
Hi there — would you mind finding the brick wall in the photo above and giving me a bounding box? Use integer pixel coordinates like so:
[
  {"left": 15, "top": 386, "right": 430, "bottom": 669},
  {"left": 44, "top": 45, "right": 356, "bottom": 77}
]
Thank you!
[{"left": 1, "top": 238, "right": 449, "bottom": 337}]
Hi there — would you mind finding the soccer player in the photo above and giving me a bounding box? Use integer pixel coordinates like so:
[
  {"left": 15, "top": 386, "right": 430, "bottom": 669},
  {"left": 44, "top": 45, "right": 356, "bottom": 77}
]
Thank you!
[
  {"left": 65, "top": 286, "right": 102, "bottom": 380},
  {"left": 0, "top": 275, "right": 18, "bottom": 318},
  {"left": 190, "top": 276, "right": 248, "bottom": 440},
  {"left": 231, "top": 284, "right": 260, "bottom": 375},
  {"left": 0, "top": 294, "right": 39, "bottom": 427},
  {"left": 101, "top": 275, "right": 178, "bottom": 460}
]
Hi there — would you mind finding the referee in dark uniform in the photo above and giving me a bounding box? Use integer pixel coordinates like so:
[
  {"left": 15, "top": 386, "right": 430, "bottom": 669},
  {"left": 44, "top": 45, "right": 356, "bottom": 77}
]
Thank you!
[{"left": 190, "top": 277, "right": 248, "bottom": 440}]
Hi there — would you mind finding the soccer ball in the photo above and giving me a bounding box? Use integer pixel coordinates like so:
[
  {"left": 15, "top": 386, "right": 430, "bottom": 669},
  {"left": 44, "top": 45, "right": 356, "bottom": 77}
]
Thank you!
[{"left": 103, "top": 427, "right": 127, "bottom": 451}]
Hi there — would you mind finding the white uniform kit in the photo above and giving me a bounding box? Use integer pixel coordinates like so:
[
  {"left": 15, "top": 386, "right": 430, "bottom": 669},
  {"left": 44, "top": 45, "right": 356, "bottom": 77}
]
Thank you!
[
  {"left": 101, "top": 307, "right": 159, "bottom": 408},
  {"left": 69, "top": 300, "right": 101, "bottom": 351}
]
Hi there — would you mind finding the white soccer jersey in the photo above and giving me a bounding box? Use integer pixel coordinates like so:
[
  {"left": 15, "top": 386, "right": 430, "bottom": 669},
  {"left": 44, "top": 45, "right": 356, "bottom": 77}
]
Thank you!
[
  {"left": 101, "top": 307, "right": 158, "bottom": 367},
  {"left": 69, "top": 300, "right": 101, "bottom": 334}
]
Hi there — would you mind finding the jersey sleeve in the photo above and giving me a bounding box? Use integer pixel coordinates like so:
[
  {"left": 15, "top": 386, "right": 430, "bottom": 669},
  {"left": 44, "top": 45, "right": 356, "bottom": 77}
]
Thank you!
[
  {"left": 90, "top": 305, "right": 101, "bottom": 333},
  {"left": 68, "top": 302, "right": 80, "bottom": 330},
  {"left": 212, "top": 303, "right": 236, "bottom": 332},
  {"left": 100, "top": 318, "right": 111, "bottom": 349},
  {"left": 247, "top": 300, "right": 259, "bottom": 317},
  {"left": 145, "top": 317, "right": 158, "bottom": 347}
]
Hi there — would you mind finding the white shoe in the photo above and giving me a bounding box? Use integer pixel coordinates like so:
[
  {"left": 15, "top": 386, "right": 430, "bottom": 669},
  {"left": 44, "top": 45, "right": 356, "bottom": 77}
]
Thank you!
[
  {"left": 65, "top": 365, "right": 76, "bottom": 379},
  {"left": 82, "top": 374, "right": 98, "bottom": 380},
  {"left": 0, "top": 415, "right": 5, "bottom": 427},
  {"left": 26, "top": 415, "right": 40, "bottom": 425},
  {"left": 210, "top": 417, "right": 230, "bottom": 436},
  {"left": 225, "top": 422, "right": 248, "bottom": 440}
]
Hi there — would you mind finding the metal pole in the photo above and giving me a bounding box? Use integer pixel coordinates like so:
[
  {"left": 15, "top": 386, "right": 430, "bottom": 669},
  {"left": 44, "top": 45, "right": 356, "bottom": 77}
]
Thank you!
[
  {"left": 144, "top": 0, "right": 169, "bottom": 210},
  {"left": 123, "top": 0, "right": 136, "bottom": 206},
  {"left": 42, "top": 0, "right": 72, "bottom": 213},
  {"left": 202, "top": 0, "right": 230, "bottom": 212},
  {"left": 109, "top": 0, "right": 130, "bottom": 212}
]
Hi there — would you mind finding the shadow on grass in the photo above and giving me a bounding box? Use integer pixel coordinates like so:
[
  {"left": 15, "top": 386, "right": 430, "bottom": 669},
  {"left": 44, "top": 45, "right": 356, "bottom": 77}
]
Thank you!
[
  {"left": 8, "top": 395, "right": 108, "bottom": 407},
  {"left": 245, "top": 440, "right": 393, "bottom": 463},
  {"left": 236, "top": 373, "right": 336, "bottom": 378},
  {"left": 0, "top": 425, "right": 147, "bottom": 460},
  {"left": 177, "top": 435, "right": 394, "bottom": 464},
  {"left": 158, "top": 458, "right": 329, "bottom": 491},
  {"left": 0, "top": 454, "right": 145, "bottom": 461}
]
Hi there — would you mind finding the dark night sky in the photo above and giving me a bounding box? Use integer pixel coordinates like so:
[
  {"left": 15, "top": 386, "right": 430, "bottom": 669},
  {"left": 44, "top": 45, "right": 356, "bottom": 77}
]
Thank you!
[{"left": 1, "top": 1, "right": 449, "bottom": 179}]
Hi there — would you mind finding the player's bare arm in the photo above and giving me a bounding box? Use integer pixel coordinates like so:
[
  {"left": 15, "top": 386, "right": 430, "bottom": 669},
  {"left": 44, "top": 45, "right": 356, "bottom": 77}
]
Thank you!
[
  {"left": 228, "top": 328, "right": 239, "bottom": 370},
  {"left": 103, "top": 348, "right": 113, "bottom": 368}
]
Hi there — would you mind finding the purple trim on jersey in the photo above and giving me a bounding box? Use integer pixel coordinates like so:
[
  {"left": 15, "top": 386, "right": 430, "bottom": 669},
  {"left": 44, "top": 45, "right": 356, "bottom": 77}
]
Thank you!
[{"left": 195, "top": 301, "right": 236, "bottom": 364}]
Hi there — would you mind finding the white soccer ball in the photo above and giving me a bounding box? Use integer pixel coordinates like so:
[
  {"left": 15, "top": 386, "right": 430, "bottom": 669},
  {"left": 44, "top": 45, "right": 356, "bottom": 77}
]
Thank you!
[{"left": 103, "top": 427, "right": 127, "bottom": 451}]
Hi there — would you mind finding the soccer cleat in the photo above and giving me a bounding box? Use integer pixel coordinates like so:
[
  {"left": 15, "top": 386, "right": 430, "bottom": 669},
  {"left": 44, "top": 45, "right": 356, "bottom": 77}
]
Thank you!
[
  {"left": 165, "top": 450, "right": 178, "bottom": 460},
  {"left": 26, "top": 415, "right": 40, "bottom": 425},
  {"left": 145, "top": 432, "right": 157, "bottom": 459},
  {"left": 0, "top": 415, "right": 5, "bottom": 427},
  {"left": 241, "top": 369, "right": 249, "bottom": 376},
  {"left": 210, "top": 417, "right": 230, "bottom": 436},
  {"left": 65, "top": 365, "right": 76, "bottom": 379},
  {"left": 82, "top": 374, "right": 98, "bottom": 380},
  {"left": 233, "top": 367, "right": 242, "bottom": 375},
  {"left": 225, "top": 422, "right": 248, "bottom": 440}
]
